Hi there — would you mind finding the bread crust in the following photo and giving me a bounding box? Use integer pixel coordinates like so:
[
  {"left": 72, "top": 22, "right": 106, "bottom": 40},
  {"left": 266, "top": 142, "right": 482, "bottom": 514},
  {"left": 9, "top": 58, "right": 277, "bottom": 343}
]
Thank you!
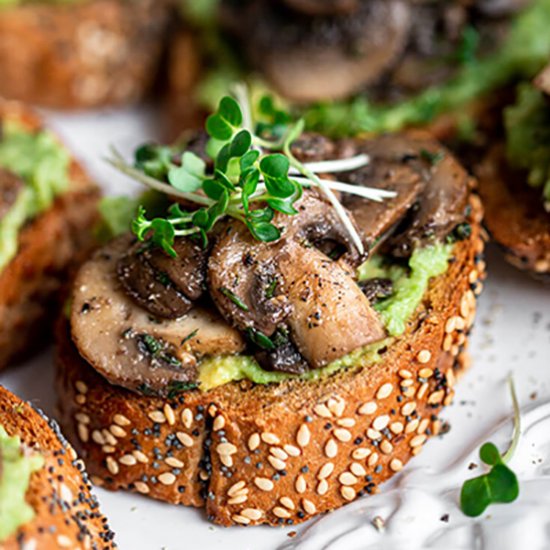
[
  {"left": 0, "top": 0, "right": 171, "bottom": 109},
  {"left": 476, "top": 144, "right": 550, "bottom": 280},
  {"left": 0, "top": 99, "right": 100, "bottom": 370},
  {"left": 0, "top": 385, "right": 116, "bottom": 549},
  {"left": 55, "top": 191, "right": 485, "bottom": 526}
]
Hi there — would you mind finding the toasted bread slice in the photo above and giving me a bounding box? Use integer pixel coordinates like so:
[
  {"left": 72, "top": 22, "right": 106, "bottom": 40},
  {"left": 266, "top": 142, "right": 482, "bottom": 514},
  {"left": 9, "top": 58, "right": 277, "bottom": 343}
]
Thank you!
[
  {"left": 0, "top": 0, "right": 171, "bottom": 109},
  {"left": 476, "top": 144, "right": 550, "bottom": 281},
  {"left": 0, "top": 99, "right": 100, "bottom": 370},
  {"left": 0, "top": 385, "right": 116, "bottom": 549},
  {"left": 55, "top": 191, "right": 485, "bottom": 526}
]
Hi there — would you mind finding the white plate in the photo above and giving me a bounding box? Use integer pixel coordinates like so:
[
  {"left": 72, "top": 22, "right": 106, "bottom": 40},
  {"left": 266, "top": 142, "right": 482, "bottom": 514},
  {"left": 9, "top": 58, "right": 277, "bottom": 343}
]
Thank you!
[{"left": 2, "top": 108, "right": 550, "bottom": 550}]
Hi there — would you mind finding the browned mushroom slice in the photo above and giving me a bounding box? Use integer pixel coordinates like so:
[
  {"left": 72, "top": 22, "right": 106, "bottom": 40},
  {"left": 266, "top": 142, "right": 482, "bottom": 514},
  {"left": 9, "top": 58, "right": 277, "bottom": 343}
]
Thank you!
[
  {"left": 278, "top": 241, "right": 386, "bottom": 369},
  {"left": 0, "top": 167, "right": 23, "bottom": 220},
  {"left": 117, "top": 237, "right": 207, "bottom": 320},
  {"left": 222, "top": 0, "right": 411, "bottom": 102},
  {"left": 71, "top": 235, "right": 245, "bottom": 396},
  {"left": 208, "top": 191, "right": 362, "bottom": 337}
]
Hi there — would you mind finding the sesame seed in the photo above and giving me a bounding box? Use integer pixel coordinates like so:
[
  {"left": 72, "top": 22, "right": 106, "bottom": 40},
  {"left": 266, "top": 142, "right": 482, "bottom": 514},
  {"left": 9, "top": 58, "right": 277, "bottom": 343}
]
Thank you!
[
  {"left": 232, "top": 514, "right": 250, "bottom": 525},
  {"left": 75, "top": 413, "right": 90, "bottom": 424},
  {"left": 419, "top": 367, "right": 434, "bottom": 379},
  {"left": 400, "top": 379, "right": 414, "bottom": 387},
  {"left": 75, "top": 394, "right": 86, "bottom": 405},
  {"left": 302, "top": 498, "right": 316, "bottom": 515},
  {"left": 248, "top": 433, "right": 260, "bottom": 451},
  {"left": 380, "top": 440, "right": 393, "bottom": 454},
  {"left": 390, "top": 458, "right": 403, "bottom": 472},
  {"left": 339, "top": 472, "right": 358, "bottom": 486},
  {"left": 401, "top": 402, "right": 416, "bottom": 416},
  {"left": 91, "top": 430, "right": 105, "bottom": 445},
  {"left": 341, "top": 486, "right": 356, "bottom": 501},
  {"left": 261, "top": 432, "right": 280, "bottom": 445},
  {"left": 102, "top": 445, "right": 115, "bottom": 454},
  {"left": 417, "top": 383, "right": 429, "bottom": 399},
  {"left": 283, "top": 444, "right": 301, "bottom": 457},
  {"left": 163, "top": 404, "right": 176, "bottom": 426},
  {"left": 181, "top": 408, "right": 193, "bottom": 429},
  {"left": 295, "top": 475, "right": 307, "bottom": 494},
  {"left": 273, "top": 506, "right": 291, "bottom": 519},
  {"left": 405, "top": 418, "right": 420, "bottom": 433},
  {"left": 367, "top": 428, "right": 382, "bottom": 441},
  {"left": 148, "top": 410, "right": 166, "bottom": 424},
  {"left": 159, "top": 472, "right": 176, "bottom": 485},
  {"left": 113, "top": 414, "right": 130, "bottom": 427},
  {"left": 372, "top": 415, "right": 390, "bottom": 431},
  {"left": 336, "top": 418, "right": 355, "bottom": 428},
  {"left": 280, "top": 496, "right": 295, "bottom": 510},
  {"left": 133, "top": 450, "right": 149, "bottom": 464},
  {"left": 417, "top": 418, "right": 430, "bottom": 434},
  {"left": 313, "top": 404, "right": 332, "bottom": 418},
  {"left": 213, "top": 415, "right": 225, "bottom": 431},
  {"left": 417, "top": 349, "right": 432, "bottom": 363},
  {"left": 220, "top": 454, "right": 233, "bottom": 468},
  {"left": 410, "top": 434, "right": 427, "bottom": 448},
  {"left": 443, "top": 334, "right": 453, "bottom": 352},
  {"left": 328, "top": 398, "right": 345, "bottom": 417},
  {"left": 241, "top": 508, "right": 263, "bottom": 521},
  {"left": 75, "top": 381, "right": 88, "bottom": 394},
  {"left": 217, "top": 442, "right": 237, "bottom": 456},
  {"left": 176, "top": 432, "right": 194, "bottom": 448},
  {"left": 77, "top": 423, "right": 89, "bottom": 443},
  {"left": 428, "top": 390, "right": 445, "bottom": 405},
  {"left": 324, "top": 438, "right": 338, "bottom": 458},
  {"left": 390, "top": 422, "right": 404, "bottom": 434},
  {"left": 399, "top": 369, "right": 413, "bottom": 379},
  {"left": 316, "top": 479, "right": 328, "bottom": 495},
  {"left": 106, "top": 457, "right": 119, "bottom": 475},
  {"left": 110, "top": 425, "right": 127, "bottom": 438},
  {"left": 333, "top": 428, "right": 351, "bottom": 442},
  {"left": 318, "top": 462, "right": 334, "bottom": 480},
  {"left": 254, "top": 477, "right": 274, "bottom": 491},
  {"left": 228, "top": 481, "right": 246, "bottom": 496},
  {"left": 350, "top": 462, "right": 367, "bottom": 477},
  {"left": 297, "top": 424, "right": 311, "bottom": 447},
  {"left": 358, "top": 401, "right": 377, "bottom": 415},
  {"left": 134, "top": 481, "right": 150, "bottom": 494},
  {"left": 165, "top": 457, "right": 184, "bottom": 468},
  {"left": 119, "top": 454, "right": 137, "bottom": 466},
  {"left": 270, "top": 447, "right": 289, "bottom": 461},
  {"left": 268, "top": 456, "right": 286, "bottom": 471},
  {"left": 57, "top": 535, "right": 72, "bottom": 548},
  {"left": 367, "top": 452, "right": 379, "bottom": 467},
  {"left": 376, "top": 383, "right": 393, "bottom": 399},
  {"left": 351, "top": 447, "right": 371, "bottom": 460},
  {"left": 228, "top": 494, "right": 248, "bottom": 505}
]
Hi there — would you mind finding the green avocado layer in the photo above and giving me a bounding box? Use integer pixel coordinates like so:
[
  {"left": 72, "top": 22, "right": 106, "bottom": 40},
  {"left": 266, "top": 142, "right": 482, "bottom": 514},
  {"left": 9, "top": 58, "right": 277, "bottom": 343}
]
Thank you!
[
  {"left": 505, "top": 82, "right": 550, "bottom": 208},
  {"left": 198, "top": 243, "right": 452, "bottom": 390},
  {"left": 0, "top": 425, "right": 44, "bottom": 542},
  {"left": 0, "top": 121, "right": 70, "bottom": 271}
]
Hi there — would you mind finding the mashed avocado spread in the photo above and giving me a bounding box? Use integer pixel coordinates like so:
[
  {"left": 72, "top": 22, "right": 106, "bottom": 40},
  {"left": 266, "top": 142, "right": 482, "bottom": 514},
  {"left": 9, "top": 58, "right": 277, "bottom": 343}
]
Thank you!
[
  {"left": 505, "top": 83, "right": 550, "bottom": 209},
  {"left": 199, "top": 243, "right": 452, "bottom": 390},
  {"left": 0, "top": 121, "right": 70, "bottom": 271},
  {"left": 0, "top": 425, "right": 44, "bottom": 542}
]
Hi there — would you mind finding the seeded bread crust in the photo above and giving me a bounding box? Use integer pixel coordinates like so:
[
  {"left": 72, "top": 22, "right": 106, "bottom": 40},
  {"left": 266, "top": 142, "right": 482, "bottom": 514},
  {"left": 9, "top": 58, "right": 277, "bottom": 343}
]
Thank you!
[
  {"left": 0, "top": 99, "right": 100, "bottom": 370},
  {"left": 476, "top": 144, "right": 550, "bottom": 281},
  {"left": 0, "top": 385, "right": 116, "bottom": 549},
  {"left": 0, "top": 0, "right": 171, "bottom": 109},
  {"left": 55, "top": 193, "right": 485, "bottom": 526}
]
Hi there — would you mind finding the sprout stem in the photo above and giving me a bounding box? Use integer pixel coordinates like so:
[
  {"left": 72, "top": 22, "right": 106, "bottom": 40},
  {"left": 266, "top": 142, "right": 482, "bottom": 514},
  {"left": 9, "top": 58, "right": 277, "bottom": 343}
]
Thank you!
[{"left": 502, "top": 375, "right": 521, "bottom": 464}]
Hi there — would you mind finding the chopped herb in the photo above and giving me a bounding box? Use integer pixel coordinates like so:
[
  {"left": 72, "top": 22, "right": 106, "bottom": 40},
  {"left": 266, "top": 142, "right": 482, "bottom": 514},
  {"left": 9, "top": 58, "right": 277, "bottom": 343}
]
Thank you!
[
  {"left": 246, "top": 328, "right": 275, "bottom": 351},
  {"left": 265, "top": 278, "right": 277, "bottom": 299},
  {"left": 167, "top": 381, "right": 199, "bottom": 399},
  {"left": 137, "top": 383, "right": 156, "bottom": 396},
  {"left": 448, "top": 222, "right": 472, "bottom": 243},
  {"left": 181, "top": 329, "right": 199, "bottom": 346},
  {"left": 460, "top": 376, "right": 520, "bottom": 517},
  {"left": 137, "top": 333, "right": 183, "bottom": 369},
  {"left": 219, "top": 287, "right": 249, "bottom": 311}
]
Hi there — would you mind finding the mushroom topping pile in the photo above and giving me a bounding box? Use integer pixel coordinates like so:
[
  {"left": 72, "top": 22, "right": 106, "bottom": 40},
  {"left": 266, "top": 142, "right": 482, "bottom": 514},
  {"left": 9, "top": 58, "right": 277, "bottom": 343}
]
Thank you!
[{"left": 73, "top": 133, "right": 469, "bottom": 395}]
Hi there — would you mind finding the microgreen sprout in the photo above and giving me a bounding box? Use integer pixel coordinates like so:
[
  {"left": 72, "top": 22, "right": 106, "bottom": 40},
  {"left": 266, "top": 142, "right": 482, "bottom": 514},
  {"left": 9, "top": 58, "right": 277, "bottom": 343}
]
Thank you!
[
  {"left": 107, "top": 86, "right": 396, "bottom": 256},
  {"left": 460, "top": 375, "right": 520, "bottom": 517}
]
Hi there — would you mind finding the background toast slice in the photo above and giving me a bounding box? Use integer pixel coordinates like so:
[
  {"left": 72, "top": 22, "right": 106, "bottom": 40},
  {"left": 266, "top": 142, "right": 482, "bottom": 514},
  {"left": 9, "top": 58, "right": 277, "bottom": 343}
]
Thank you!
[{"left": 0, "top": 385, "right": 116, "bottom": 549}]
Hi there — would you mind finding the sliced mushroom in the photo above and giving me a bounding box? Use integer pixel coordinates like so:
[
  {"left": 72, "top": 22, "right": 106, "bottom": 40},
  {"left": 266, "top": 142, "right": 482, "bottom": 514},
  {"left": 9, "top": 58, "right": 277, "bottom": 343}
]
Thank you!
[
  {"left": 341, "top": 134, "right": 469, "bottom": 257},
  {"left": 283, "top": 0, "right": 360, "bottom": 16},
  {"left": 71, "top": 235, "right": 245, "bottom": 396},
  {"left": 0, "top": 168, "right": 23, "bottom": 220},
  {"left": 208, "top": 190, "right": 385, "bottom": 370},
  {"left": 117, "top": 237, "right": 207, "bottom": 320},
  {"left": 222, "top": 0, "right": 411, "bottom": 102}
]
